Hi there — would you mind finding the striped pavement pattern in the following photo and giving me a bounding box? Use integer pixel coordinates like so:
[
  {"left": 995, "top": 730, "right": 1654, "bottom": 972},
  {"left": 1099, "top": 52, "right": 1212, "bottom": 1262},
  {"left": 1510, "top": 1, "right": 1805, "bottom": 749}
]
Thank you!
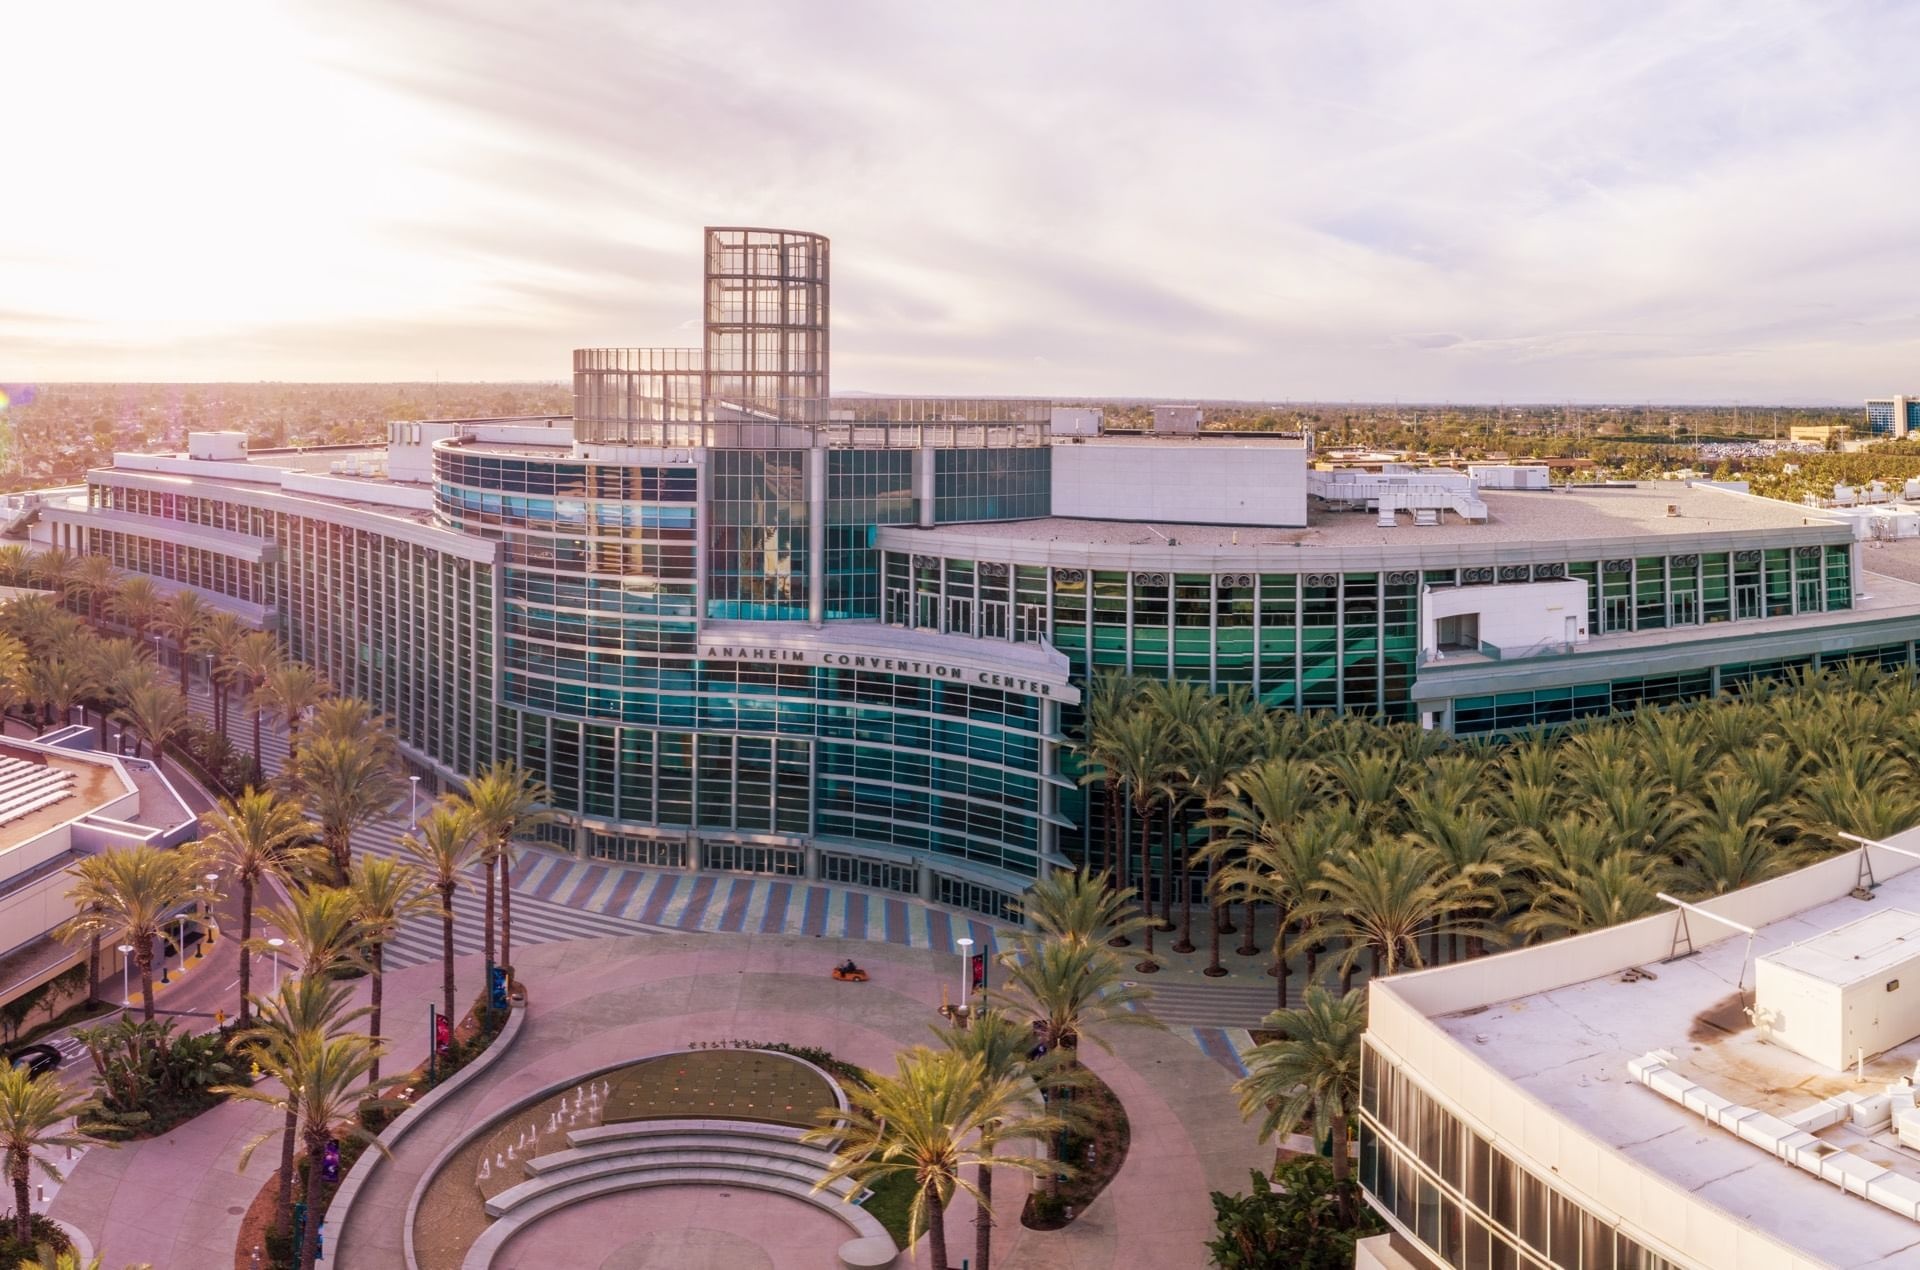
[{"left": 1192, "top": 1026, "right": 1256, "bottom": 1078}]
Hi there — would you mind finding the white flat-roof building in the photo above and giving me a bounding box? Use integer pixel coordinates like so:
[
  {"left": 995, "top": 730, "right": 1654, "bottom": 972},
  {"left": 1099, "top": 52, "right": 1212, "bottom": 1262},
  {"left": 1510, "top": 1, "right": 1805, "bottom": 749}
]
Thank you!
[{"left": 1359, "top": 828, "right": 1920, "bottom": 1270}]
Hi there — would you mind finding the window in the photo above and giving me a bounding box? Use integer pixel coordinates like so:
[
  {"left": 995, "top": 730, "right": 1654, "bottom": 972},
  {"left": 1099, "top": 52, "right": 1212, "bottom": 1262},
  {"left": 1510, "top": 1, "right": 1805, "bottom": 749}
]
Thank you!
[{"left": 1436, "top": 613, "right": 1480, "bottom": 652}]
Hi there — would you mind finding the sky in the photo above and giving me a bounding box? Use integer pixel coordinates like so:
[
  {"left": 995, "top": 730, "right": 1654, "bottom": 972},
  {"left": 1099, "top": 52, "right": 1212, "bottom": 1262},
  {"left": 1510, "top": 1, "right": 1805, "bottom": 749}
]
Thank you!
[{"left": 5, "top": 0, "right": 1918, "bottom": 402}]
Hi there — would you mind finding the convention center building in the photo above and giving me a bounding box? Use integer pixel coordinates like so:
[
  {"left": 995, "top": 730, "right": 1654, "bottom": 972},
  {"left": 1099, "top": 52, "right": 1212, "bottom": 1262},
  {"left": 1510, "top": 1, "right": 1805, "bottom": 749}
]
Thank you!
[{"left": 34, "top": 227, "right": 1920, "bottom": 914}]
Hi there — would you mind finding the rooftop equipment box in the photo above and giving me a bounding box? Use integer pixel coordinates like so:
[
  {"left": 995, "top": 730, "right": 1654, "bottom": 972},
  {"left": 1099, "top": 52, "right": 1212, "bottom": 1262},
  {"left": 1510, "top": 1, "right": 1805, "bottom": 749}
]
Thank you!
[
  {"left": 1756, "top": 909, "right": 1920, "bottom": 1071},
  {"left": 1467, "top": 464, "right": 1549, "bottom": 490},
  {"left": 187, "top": 431, "right": 247, "bottom": 461},
  {"left": 1049, "top": 407, "right": 1103, "bottom": 436},
  {"left": 1152, "top": 405, "right": 1201, "bottom": 434}
]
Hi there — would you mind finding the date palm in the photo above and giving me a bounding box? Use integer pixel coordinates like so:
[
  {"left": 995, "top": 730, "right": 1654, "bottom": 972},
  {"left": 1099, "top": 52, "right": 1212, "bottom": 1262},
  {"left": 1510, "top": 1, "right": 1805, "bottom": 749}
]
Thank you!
[
  {"left": 58, "top": 845, "right": 205, "bottom": 1021},
  {"left": 347, "top": 856, "right": 433, "bottom": 1085},
  {"left": 1017, "top": 868, "right": 1148, "bottom": 949},
  {"left": 29, "top": 550, "right": 75, "bottom": 610},
  {"left": 111, "top": 679, "right": 187, "bottom": 764},
  {"left": 1143, "top": 678, "right": 1221, "bottom": 927},
  {"left": 198, "top": 789, "right": 320, "bottom": 1027},
  {"left": 1215, "top": 807, "right": 1348, "bottom": 1008},
  {"left": 806, "top": 1047, "right": 1063, "bottom": 1270},
  {"left": 27, "top": 656, "right": 95, "bottom": 732},
  {"left": 225, "top": 975, "right": 368, "bottom": 1241},
  {"left": 104, "top": 574, "right": 160, "bottom": 641},
  {"left": 254, "top": 886, "right": 368, "bottom": 980},
  {"left": 1174, "top": 711, "right": 1257, "bottom": 955},
  {"left": 1073, "top": 672, "right": 1145, "bottom": 883},
  {"left": 1512, "top": 849, "right": 1670, "bottom": 941},
  {"left": 150, "top": 591, "right": 208, "bottom": 692},
  {"left": 70, "top": 555, "right": 119, "bottom": 627},
  {"left": 1236, "top": 986, "right": 1365, "bottom": 1193},
  {"left": 0, "top": 632, "right": 29, "bottom": 726},
  {"left": 1203, "top": 756, "right": 1320, "bottom": 970},
  {"left": 1307, "top": 838, "right": 1501, "bottom": 988},
  {"left": 254, "top": 663, "right": 329, "bottom": 757},
  {"left": 462, "top": 760, "right": 556, "bottom": 974},
  {"left": 230, "top": 632, "right": 281, "bottom": 772},
  {"left": 987, "top": 938, "right": 1160, "bottom": 1064},
  {"left": 0, "top": 1064, "right": 102, "bottom": 1242},
  {"left": 401, "top": 800, "right": 480, "bottom": 1030},
  {"left": 84, "top": 639, "right": 154, "bottom": 746},
  {"left": 190, "top": 610, "right": 252, "bottom": 735},
  {"left": 1102, "top": 711, "right": 1178, "bottom": 970},
  {"left": 292, "top": 732, "right": 402, "bottom": 882}
]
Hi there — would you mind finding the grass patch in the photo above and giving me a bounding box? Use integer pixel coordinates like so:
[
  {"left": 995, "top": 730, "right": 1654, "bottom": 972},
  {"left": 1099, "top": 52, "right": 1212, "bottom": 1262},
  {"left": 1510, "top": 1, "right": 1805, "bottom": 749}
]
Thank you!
[{"left": 859, "top": 1169, "right": 918, "bottom": 1248}]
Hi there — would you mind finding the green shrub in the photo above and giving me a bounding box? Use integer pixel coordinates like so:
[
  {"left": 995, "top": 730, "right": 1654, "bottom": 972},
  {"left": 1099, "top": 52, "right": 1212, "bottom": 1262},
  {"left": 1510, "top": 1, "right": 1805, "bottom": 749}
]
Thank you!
[{"left": 1207, "top": 1158, "right": 1383, "bottom": 1270}]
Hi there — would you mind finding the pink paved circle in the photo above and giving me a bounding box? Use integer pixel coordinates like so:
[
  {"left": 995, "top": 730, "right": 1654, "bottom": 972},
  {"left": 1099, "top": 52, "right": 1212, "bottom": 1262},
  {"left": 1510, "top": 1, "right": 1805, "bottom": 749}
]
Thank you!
[{"left": 491, "top": 1184, "right": 851, "bottom": 1270}]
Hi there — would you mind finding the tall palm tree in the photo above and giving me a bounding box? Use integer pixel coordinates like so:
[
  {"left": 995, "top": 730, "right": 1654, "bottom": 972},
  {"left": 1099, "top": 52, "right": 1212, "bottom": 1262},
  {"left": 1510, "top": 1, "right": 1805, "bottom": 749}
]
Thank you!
[
  {"left": 112, "top": 680, "right": 187, "bottom": 764},
  {"left": 0, "top": 1064, "right": 102, "bottom": 1242},
  {"left": 460, "top": 760, "right": 555, "bottom": 974},
  {"left": 937, "top": 1009, "right": 1070, "bottom": 1270},
  {"left": 191, "top": 611, "right": 252, "bottom": 735},
  {"left": 0, "top": 632, "right": 29, "bottom": 726},
  {"left": 1235, "top": 987, "right": 1365, "bottom": 1191},
  {"left": 1203, "top": 756, "right": 1321, "bottom": 971},
  {"left": 230, "top": 632, "right": 281, "bottom": 771},
  {"left": 1073, "top": 672, "right": 1144, "bottom": 881},
  {"left": 151, "top": 591, "right": 209, "bottom": 692},
  {"left": 1308, "top": 838, "right": 1501, "bottom": 987},
  {"left": 27, "top": 656, "right": 95, "bottom": 731},
  {"left": 1142, "top": 678, "right": 1221, "bottom": 928},
  {"left": 806, "top": 1047, "right": 1062, "bottom": 1270},
  {"left": 1215, "top": 806, "right": 1348, "bottom": 1009},
  {"left": 57, "top": 845, "right": 205, "bottom": 1020},
  {"left": 287, "top": 1032, "right": 384, "bottom": 1270},
  {"left": 401, "top": 800, "right": 480, "bottom": 1030},
  {"left": 1102, "top": 711, "right": 1178, "bottom": 970},
  {"left": 346, "top": 856, "right": 432, "bottom": 1086},
  {"left": 1176, "top": 711, "right": 1257, "bottom": 959},
  {"left": 225, "top": 975, "right": 368, "bottom": 1241},
  {"left": 1016, "top": 868, "right": 1148, "bottom": 949},
  {"left": 70, "top": 555, "right": 119, "bottom": 627},
  {"left": 2, "top": 596, "right": 85, "bottom": 660},
  {"left": 104, "top": 575, "right": 161, "bottom": 642},
  {"left": 29, "top": 550, "right": 75, "bottom": 612},
  {"left": 83, "top": 639, "right": 154, "bottom": 747},
  {"left": 0, "top": 545, "right": 32, "bottom": 588},
  {"left": 292, "top": 732, "right": 401, "bottom": 882},
  {"left": 254, "top": 886, "right": 368, "bottom": 980},
  {"left": 987, "top": 938, "right": 1160, "bottom": 1064},
  {"left": 254, "top": 663, "right": 329, "bottom": 757},
  {"left": 198, "top": 789, "right": 320, "bottom": 1027}
]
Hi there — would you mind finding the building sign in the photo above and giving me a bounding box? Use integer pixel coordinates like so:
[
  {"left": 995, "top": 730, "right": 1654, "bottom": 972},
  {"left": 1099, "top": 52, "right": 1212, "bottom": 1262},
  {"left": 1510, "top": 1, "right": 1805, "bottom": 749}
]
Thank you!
[{"left": 700, "top": 642, "right": 1067, "bottom": 700}]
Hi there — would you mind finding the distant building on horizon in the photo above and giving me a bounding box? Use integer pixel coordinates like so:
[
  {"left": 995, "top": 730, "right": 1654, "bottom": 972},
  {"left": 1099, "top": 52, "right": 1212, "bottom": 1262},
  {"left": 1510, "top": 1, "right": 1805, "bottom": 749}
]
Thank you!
[{"left": 1865, "top": 395, "right": 1920, "bottom": 438}]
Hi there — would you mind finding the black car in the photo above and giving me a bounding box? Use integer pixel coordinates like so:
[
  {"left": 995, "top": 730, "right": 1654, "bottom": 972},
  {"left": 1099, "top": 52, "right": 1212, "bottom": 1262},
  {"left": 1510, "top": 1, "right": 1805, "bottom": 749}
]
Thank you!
[{"left": 8, "top": 1045, "right": 60, "bottom": 1078}]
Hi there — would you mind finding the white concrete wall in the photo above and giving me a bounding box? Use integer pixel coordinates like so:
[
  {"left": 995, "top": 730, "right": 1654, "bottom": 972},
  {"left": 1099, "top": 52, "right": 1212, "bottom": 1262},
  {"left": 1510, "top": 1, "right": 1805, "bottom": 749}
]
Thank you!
[
  {"left": 1048, "top": 407, "right": 1102, "bottom": 436},
  {"left": 386, "top": 422, "right": 465, "bottom": 483},
  {"left": 1420, "top": 580, "right": 1590, "bottom": 658},
  {"left": 1051, "top": 443, "right": 1306, "bottom": 526},
  {"left": 1755, "top": 958, "right": 1844, "bottom": 1069}
]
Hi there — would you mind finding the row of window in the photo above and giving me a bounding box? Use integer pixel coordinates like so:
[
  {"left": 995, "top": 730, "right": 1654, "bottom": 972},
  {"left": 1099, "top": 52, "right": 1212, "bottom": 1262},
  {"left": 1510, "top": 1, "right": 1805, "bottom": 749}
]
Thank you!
[
  {"left": 433, "top": 453, "right": 698, "bottom": 501},
  {"left": 89, "top": 530, "right": 264, "bottom": 605},
  {"left": 1361, "top": 1040, "right": 1685, "bottom": 1270}
]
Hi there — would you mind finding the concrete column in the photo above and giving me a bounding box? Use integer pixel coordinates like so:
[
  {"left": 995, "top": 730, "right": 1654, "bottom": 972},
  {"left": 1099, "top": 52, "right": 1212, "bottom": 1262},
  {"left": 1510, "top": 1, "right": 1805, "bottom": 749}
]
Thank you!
[
  {"left": 684, "top": 832, "right": 701, "bottom": 873},
  {"left": 807, "top": 446, "right": 826, "bottom": 627},
  {"left": 915, "top": 446, "right": 936, "bottom": 528}
]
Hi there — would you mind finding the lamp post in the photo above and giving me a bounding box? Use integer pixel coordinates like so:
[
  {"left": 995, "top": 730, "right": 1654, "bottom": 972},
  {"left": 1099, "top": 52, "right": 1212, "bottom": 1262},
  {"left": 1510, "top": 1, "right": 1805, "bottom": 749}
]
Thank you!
[
  {"left": 956, "top": 936, "right": 974, "bottom": 1017},
  {"left": 268, "top": 937, "right": 285, "bottom": 993},
  {"left": 200, "top": 872, "right": 218, "bottom": 956},
  {"left": 116, "top": 943, "right": 133, "bottom": 1007},
  {"left": 410, "top": 775, "right": 420, "bottom": 825}
]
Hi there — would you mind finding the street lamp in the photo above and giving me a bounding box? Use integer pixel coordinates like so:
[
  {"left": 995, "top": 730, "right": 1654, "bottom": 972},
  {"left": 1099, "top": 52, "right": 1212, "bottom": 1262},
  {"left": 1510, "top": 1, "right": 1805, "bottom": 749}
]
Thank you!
[
  {"left": 200, "top": 872, "right": 219, "bottom": 956},
  {"left": 410, "top": 775, "right": 421, "bottom": 825},
  {"left": 267, "top": 937, "right": 285, "bottom": 992},
  {"left": 956, "top": 936, "right": 974, "bottom": 1016},
  {"left": 116, "top": 943, "right": 133, "bottom": 1007}
]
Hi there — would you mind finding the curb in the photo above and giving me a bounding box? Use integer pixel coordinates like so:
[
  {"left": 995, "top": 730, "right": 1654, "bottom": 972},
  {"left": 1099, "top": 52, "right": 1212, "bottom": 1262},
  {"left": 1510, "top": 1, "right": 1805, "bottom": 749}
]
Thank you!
[
  {"left": 318, "top": 1001, "right": 529, "bottom": 1265},
  {"left": 400, "top": 1046, "right": 850, "bottom": 1270}
]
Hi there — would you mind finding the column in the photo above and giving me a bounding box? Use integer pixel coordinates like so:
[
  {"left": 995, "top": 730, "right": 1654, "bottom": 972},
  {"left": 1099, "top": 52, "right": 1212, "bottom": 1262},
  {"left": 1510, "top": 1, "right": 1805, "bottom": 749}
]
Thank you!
[
  {"left": 807, "top": 446, "right": 826, "bottom": 627},
  {"left": 915, "top": 446, "right": 937, "bottom": 529}
]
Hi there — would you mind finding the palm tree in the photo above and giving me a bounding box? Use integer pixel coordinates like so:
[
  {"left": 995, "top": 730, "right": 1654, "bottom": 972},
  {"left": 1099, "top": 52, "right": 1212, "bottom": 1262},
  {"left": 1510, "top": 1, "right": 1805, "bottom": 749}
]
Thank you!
[
  {"left": 70, "top": 555, "right": 119, "bottom": 627},
  {"left": 460, "top": 760, "right": 555, "bottom": 974},
  {"left": 1203, "top": 756, "right": 1321, "bottom": 973},
  {"left": 27, "top": 656, "right": 94, "bottom": 731},
  {"left": 1235, "top": 986, "right": 1365, "bottom": 1192},
  {"left": 198, "top": 789, "right": 320, "bottom": 1027},
  {"left": 0, "top": 632, "right": 29, "bottom": 726},
  {"left": 83, "top": 639, "right": 154, "bottom": 746},
  {"left": 806, "top": 1047, "right": 1062, "bottom": 1270},
  {"left": 29, "top": 550, "right": 75, "bottom": 611},
  {"left": 1073, "top": 672, "right": 1144, "bottom": 881},
  {"left": 230, "top": 632, "right": 281, "bottom": 772},
  {"left": 0, "top": 546, "right": 32, "bottom": 588},
  {"left": 1308, "top": 838, "right": 1501, "bottom": 988},
  {"left": 254, "top": 886, "right": 368, "bottom": 980},
  {"left": 254, "top": 663, "right": 329, "bottom": 757},
  {"left": 1142, "top": 678, "right": 1221, "bottom": 928},
  {"left": 987, "top": 938, "right": 1160, "bottom": 1064},
  {"left": 1016, "top": 868, "right": 1148, "bottom": 948},
  {"left": 1512, "top": 850, "right": 1671, "bottom": 941},
  {"left": 1102, "top": 711, "right": 1178, "bottom": 970},
  {"left": 20, "top": 1246, "right": 152, "bottom": 1270},
  {"left": 151, "top": 591, "right": 209, "bottom": 692},
  {"left": 104, "top": 575, "right": 161, "bottom": 642},
  {"left": 191, "top": 611, "right": 252, "bottom": 735},
  {"left": 1214, "top": 806, "right": 1348, "bottom": 1009},
  {"left": 346, "top": 856, "right": 432, "bottom": 1086},
  {"left": 0, "top": 1064, "right": 102, "bottom": 1242},
  {"left": 1172, "top": 710, "right": 1257, "bottom": 955},
  {"left": 937, "top": 1009, "right": 1071, "bottom": 1270},
  {"left": 225, "top": 975, "right": 368, "bottom": 1241},
  {"left": 292, "top": 732, "right": 401, "bottom": 882},
  {"left": 111, "top": 680, "right": 187, "bottom": 764},
  {"left": 57, "top": 845, "right": 205, "bottom": 1020},
  {"left": 401, "top": 800, "right": 480, "bottom": 1030}
]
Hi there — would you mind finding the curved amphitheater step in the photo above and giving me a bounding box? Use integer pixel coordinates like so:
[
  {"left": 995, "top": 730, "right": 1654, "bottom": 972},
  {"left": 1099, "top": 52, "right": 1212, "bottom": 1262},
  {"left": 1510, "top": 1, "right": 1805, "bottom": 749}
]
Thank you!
[{"left": 466, "top": 1117, "right": 887, "bottom": 1269}]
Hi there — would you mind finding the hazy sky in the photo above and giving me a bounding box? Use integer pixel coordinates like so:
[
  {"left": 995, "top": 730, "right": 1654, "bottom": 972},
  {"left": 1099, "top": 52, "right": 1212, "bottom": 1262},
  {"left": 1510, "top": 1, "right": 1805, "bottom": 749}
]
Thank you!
[{"left": 7, "top": 1, "right": 1918, "bottom": 402}]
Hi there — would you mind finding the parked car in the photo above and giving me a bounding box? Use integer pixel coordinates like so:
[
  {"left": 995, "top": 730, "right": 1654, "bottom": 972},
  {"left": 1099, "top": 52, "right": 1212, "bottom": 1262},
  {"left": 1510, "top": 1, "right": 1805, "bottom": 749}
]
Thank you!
[{"left": 8, "top": 1045, "right": 60, "bottom": 1078}]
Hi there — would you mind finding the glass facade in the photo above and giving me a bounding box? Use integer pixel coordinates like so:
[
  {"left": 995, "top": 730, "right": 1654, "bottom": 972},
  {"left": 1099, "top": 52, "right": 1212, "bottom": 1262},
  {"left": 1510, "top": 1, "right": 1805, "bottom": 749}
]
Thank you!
[
  {"left": 1868, "top": 401, "right": 1896, "bottom": 436},
  {"left": 1361, "top": 1039, "right": 1688, "bottom": 1270},
  {"left": 933, "top": 447, "right": 1051, "bottom": 522},
  {"left": 707, "top": 449, "right": 809, "bottom": 621},
  {"left": 826, "top": 449, "right": 916, "bottom": 619}
]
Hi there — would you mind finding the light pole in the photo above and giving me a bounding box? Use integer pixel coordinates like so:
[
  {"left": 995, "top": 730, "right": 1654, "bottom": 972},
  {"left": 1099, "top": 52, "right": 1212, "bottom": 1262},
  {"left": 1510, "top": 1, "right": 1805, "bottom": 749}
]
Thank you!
[
  {"left": 268, "top": 937, "right": 285, "bottom": 993},
  {"left": 116, "top": 943, "right": 133, "bottom": 1007},
  {"left": 200, "top": 872, "right": 218, "bottom": 956},
  {"left": 410, "top": 775, "right": 420, "bottom": 825},
  {"left": 956, "top": 936, "right": 974, "bottom": 1017}
]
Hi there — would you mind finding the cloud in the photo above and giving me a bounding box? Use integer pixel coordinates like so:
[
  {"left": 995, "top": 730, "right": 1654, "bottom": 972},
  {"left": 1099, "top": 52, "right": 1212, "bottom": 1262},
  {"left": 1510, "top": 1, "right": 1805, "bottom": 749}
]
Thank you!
[{"left": 3, "top": 0, "right": 1918, "bottom": 401}]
